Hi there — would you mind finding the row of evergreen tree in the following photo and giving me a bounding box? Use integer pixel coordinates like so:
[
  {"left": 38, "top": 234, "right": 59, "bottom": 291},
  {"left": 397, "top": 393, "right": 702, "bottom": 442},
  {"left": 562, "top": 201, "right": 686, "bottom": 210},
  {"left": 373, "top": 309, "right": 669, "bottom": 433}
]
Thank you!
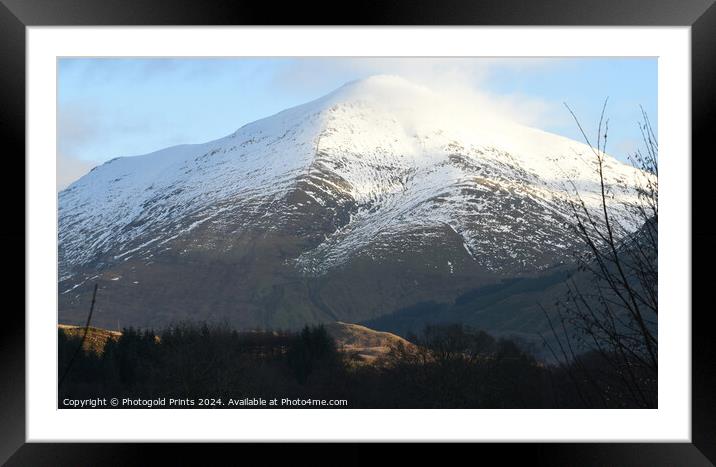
[{"left": 59, "top": 322, "right": 653, "bottom": 408}]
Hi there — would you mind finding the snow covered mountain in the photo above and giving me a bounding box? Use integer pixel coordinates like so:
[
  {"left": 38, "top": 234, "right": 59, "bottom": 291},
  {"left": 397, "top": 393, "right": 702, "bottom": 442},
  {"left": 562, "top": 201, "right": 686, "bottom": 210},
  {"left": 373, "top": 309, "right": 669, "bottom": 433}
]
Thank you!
[{"left": 58, "top": 75, "right": 648, "bottom": 330}]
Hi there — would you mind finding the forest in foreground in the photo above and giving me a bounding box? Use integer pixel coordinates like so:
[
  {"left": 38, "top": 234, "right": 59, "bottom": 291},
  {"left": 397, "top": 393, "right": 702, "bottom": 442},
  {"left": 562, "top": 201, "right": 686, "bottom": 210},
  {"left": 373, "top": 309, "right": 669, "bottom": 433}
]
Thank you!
[{"left": 59, "top": 322, "right": 655, "bottom": 409}]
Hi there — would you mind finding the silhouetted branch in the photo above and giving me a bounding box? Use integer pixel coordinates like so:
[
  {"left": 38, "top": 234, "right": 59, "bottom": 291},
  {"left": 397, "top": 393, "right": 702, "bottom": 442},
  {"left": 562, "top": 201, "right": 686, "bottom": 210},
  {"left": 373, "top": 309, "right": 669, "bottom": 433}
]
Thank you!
[{"left": 59, "top": 283, "right": 98, "bottom": 389}]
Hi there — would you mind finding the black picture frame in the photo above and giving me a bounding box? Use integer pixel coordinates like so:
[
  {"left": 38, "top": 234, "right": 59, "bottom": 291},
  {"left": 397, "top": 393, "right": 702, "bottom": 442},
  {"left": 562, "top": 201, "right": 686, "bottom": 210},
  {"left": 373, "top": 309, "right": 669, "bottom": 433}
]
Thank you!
[{"left": 3, "top": 0, "right": 714, "bottom": 465}]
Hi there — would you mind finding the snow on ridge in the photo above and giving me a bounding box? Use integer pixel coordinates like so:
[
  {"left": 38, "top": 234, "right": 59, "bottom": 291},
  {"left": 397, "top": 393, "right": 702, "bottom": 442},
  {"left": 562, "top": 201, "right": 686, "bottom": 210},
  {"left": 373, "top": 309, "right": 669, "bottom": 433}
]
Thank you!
[{"left": 59, "top": 75, "right": 651, "bottom": 279}]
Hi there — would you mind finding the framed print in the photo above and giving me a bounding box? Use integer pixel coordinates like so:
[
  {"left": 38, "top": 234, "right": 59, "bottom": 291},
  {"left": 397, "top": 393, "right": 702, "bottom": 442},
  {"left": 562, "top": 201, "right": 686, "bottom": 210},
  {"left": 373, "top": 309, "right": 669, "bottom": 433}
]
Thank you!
[{"left": 3, "top": 0, "right": 715, "bottom": 464}]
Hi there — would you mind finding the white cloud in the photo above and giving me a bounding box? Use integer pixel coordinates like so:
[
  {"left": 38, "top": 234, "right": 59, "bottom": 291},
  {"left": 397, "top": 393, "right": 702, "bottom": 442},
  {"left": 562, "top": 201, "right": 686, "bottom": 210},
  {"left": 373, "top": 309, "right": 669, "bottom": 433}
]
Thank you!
[
  {"left": 57, "top": 101, "right": 173, "bottom": 189},
  {"left": 58, "top": 103, "right": 99, "bottom": 153},
  {"left": 271, "top": 57, "right": 567, "bottom": 129}
]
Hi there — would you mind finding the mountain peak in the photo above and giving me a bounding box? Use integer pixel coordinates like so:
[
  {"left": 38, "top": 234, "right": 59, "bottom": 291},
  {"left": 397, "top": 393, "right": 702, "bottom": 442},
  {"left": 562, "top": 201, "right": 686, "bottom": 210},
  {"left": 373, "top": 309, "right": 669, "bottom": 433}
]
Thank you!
[
  {"left": 59, "top": 74, "right": 649, "bottom": 329},
  {"left": 241, "top": 75, "right": 439, "bottom": 137},
  {"left": 58, "top": 75, "right": 651, "bottom": 331},
  {"left": 329, "top": 74, "right": 434, "bottom": 101}
]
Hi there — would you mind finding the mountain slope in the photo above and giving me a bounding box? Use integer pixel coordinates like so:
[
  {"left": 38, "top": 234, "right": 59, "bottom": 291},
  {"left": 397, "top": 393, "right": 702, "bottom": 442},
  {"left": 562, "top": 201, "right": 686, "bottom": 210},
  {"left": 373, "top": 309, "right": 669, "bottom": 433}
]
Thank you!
[
  {"left": 58, "top": 75, "right": 649, "bottom": 331},
  {"left": 325, "top": 321, "right": 415, "bottom": 363}
]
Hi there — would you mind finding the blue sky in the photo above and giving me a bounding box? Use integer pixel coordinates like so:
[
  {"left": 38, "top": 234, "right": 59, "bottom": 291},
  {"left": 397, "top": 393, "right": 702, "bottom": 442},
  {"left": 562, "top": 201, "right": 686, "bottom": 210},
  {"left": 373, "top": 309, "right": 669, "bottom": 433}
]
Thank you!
[{"left": 57, "top": 57, "right": 657, "bottom": 189}]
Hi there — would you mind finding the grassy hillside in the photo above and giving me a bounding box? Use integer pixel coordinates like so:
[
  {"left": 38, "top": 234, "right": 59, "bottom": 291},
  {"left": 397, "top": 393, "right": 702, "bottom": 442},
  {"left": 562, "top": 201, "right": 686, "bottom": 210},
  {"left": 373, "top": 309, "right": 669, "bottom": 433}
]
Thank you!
[
  {"left": 57, "top": 324, "right": 122, "bottom": 354},
  {"left": 325, "top": 321, "right": 415, "bottom": 363}
]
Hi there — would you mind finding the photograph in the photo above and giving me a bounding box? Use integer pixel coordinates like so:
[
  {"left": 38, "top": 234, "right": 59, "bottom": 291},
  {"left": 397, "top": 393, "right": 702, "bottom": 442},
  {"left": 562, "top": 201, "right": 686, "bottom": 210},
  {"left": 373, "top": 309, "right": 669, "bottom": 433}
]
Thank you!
[
  {"left": 2, "top": 0, "right": 711, "bottom": 461},
  {"left": 56, "top": 56, "right": 658, "bottom": 410}
]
